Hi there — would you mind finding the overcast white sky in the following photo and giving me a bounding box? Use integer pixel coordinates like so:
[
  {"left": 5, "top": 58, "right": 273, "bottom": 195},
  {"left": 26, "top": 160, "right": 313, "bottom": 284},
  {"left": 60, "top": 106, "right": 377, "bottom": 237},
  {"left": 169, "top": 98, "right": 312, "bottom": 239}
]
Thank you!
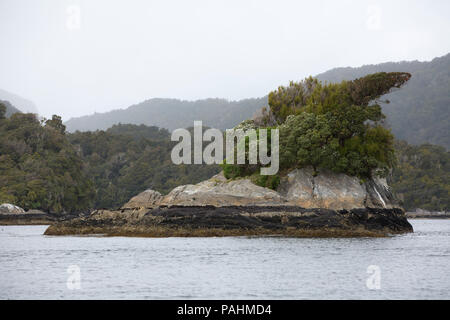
[{"left": 0, "top": 0, "right": 449, "bottom": 120}]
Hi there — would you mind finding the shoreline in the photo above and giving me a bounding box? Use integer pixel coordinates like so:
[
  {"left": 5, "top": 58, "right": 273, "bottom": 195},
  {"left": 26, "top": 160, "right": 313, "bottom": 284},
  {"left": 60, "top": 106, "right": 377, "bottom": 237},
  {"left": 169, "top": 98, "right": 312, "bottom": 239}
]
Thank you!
[
  {"left": 0, "top": 213, "right": 86, "bottom": 226},
  {"left": 406, "top": 212, "right": 450, "bottom": 219},
  {"left": 5, "top": 209, "right": 449, "bottom": 234}
]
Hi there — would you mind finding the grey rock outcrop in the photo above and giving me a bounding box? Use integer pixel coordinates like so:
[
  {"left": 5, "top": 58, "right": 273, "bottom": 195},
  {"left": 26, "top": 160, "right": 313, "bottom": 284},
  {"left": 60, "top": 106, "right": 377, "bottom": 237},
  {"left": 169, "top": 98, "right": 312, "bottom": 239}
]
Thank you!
[
  {"left": 0, "top": 203, "right": 25, "bottom": 214},
  {"left": 158, "top": 173, "right": 285, "bottom": 207},
  {"left": 122, "top": 168, "right": 399, "bottom": 210},
  {"left": 25, "top": 209, "right": 47, "bottom": 214},
  {"left": 278, "top": 168, "right": 398, "bottom": 210}
]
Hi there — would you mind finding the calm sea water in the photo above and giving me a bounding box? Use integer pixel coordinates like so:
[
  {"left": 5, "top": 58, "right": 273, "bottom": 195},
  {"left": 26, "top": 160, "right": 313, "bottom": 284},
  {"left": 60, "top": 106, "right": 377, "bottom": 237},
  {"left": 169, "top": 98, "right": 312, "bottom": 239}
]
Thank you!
[{"left": 0, "top": 220, "right": 449, "bottom": 300}]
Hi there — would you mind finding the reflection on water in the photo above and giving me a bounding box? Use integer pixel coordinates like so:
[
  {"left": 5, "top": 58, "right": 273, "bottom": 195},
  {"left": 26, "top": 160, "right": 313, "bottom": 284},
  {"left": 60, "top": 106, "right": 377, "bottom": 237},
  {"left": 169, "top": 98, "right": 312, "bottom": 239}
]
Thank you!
[{"left": 0, "top": 220, "right": 449, "bottom": 299}]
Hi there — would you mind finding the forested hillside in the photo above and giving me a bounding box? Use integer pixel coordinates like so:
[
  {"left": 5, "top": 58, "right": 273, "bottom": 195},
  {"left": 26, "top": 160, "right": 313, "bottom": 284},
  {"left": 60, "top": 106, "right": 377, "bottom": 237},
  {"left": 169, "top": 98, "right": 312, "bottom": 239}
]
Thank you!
[
  {"left": 389, "top": 141, "right": 449, "bottom": 212},
  {"left": 68, "top": 124, "right": 220, "bottom": 209},
  {"left": 0, "top": 104, "right": 94, "bottom": 213},
  {"left": 0, "top": 102, "right": 220, "bottom": 212}
]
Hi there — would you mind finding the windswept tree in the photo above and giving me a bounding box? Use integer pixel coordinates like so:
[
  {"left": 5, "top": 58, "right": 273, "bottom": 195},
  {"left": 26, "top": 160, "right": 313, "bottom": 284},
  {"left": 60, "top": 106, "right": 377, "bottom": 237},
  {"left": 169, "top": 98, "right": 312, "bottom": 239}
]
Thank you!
[{"left": 268, "top": 72, "right": 411, "bottom": 123}]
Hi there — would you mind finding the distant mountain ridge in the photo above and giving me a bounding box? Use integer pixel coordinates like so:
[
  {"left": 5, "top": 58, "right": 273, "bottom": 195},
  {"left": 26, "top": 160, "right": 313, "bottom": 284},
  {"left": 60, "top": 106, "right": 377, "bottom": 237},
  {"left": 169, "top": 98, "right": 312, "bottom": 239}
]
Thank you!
[
  {"left": 65, "top": 97, "right": 267, "bottom": 132},
  {"left": 65, "top": 53, "right": 449, "bottom": 148}
]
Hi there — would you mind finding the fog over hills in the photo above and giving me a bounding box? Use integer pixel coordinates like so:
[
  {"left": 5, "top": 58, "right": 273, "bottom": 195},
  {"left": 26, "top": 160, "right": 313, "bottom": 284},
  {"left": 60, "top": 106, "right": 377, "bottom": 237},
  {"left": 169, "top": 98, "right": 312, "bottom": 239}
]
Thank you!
[
  {"left": 0, "top": 100, "right": 21, "bottom": 117},
  {"left": 0, "top": 88, "right": 39, "bottom": 114},
  {"left": 65, "top": 97, "right": 268, "bottom": 132},
  {"left": 65, "top": 53, "right": 449, "bottom": 148}
]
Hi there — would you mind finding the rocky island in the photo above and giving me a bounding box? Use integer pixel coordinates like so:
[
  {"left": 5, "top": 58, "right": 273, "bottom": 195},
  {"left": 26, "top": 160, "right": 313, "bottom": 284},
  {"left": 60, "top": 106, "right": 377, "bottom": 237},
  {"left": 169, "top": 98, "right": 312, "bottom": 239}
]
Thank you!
[
  {"left": 44, "top": 168, "right": 413, "bottom": 237},
  {"left": 45, "top": 72, "right": 416, "bottom": 238}
]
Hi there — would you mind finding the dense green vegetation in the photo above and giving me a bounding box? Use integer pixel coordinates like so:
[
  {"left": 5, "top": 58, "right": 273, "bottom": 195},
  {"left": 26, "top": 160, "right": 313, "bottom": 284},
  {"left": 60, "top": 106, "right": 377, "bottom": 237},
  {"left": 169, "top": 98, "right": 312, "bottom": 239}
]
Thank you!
[
  {"left": 0, "top": 103, "right": 94, "bottom": 213},
  {"left": 389, "top": 141, "right": 449, "bottom": 211},
  {"left": 223, "top": 72, "right": 410, "bottom": 182}
]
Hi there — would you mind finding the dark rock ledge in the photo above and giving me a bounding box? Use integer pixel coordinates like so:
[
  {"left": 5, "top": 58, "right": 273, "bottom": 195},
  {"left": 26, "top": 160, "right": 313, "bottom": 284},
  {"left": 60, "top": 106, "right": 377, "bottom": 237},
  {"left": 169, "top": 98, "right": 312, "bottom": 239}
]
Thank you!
[{"left": 44, "top": 206, "right": 413, "bottom": 238}]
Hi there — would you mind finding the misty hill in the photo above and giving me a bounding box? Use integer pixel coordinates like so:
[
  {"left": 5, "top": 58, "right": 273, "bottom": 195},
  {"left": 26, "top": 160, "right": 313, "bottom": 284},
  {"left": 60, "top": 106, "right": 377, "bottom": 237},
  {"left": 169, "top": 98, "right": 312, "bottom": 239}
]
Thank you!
[
  {"left": 65, "top": 54, "right": 449, "bottom": 148},
  {"left": 65, "top": 97, "right": 267, "bottom": 132},
  {"left": 316, "top": 53, "right": 450, "bottom": 149},
  {"left": 0, "top": 88, "right": 38, "bottom": 114},
  {"left": 0, "top": 100, "right": 21, "bottom": 117}
]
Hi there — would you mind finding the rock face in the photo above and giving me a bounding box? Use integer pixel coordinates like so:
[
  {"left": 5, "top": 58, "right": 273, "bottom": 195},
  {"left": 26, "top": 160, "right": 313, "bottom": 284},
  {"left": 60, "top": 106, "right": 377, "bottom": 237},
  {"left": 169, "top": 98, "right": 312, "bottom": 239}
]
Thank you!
[
  {"left": 122, "top": 190, "right": 162, "bottom": 209},
  {"left": 158, "top": 173, "right": 285, "bottom": 207},
  {"left": 279, "top": 168, "right": 398, "bottom": 210},
  {"left": 121, "top": 168, "right": 399, "bottom": 210},
  {"left": 44, "top": 169, "right": 413, "bottom": 237},
  {"left": 0, "top": 203, "right": 25, "bottom": 214}
]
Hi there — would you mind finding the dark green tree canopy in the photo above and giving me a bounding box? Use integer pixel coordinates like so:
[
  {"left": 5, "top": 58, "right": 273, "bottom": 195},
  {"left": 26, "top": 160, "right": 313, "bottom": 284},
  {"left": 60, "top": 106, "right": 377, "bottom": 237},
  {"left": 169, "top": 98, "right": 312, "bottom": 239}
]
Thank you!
[{"left": 279, "top": 113, "right": 339, "bottom": 172}]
